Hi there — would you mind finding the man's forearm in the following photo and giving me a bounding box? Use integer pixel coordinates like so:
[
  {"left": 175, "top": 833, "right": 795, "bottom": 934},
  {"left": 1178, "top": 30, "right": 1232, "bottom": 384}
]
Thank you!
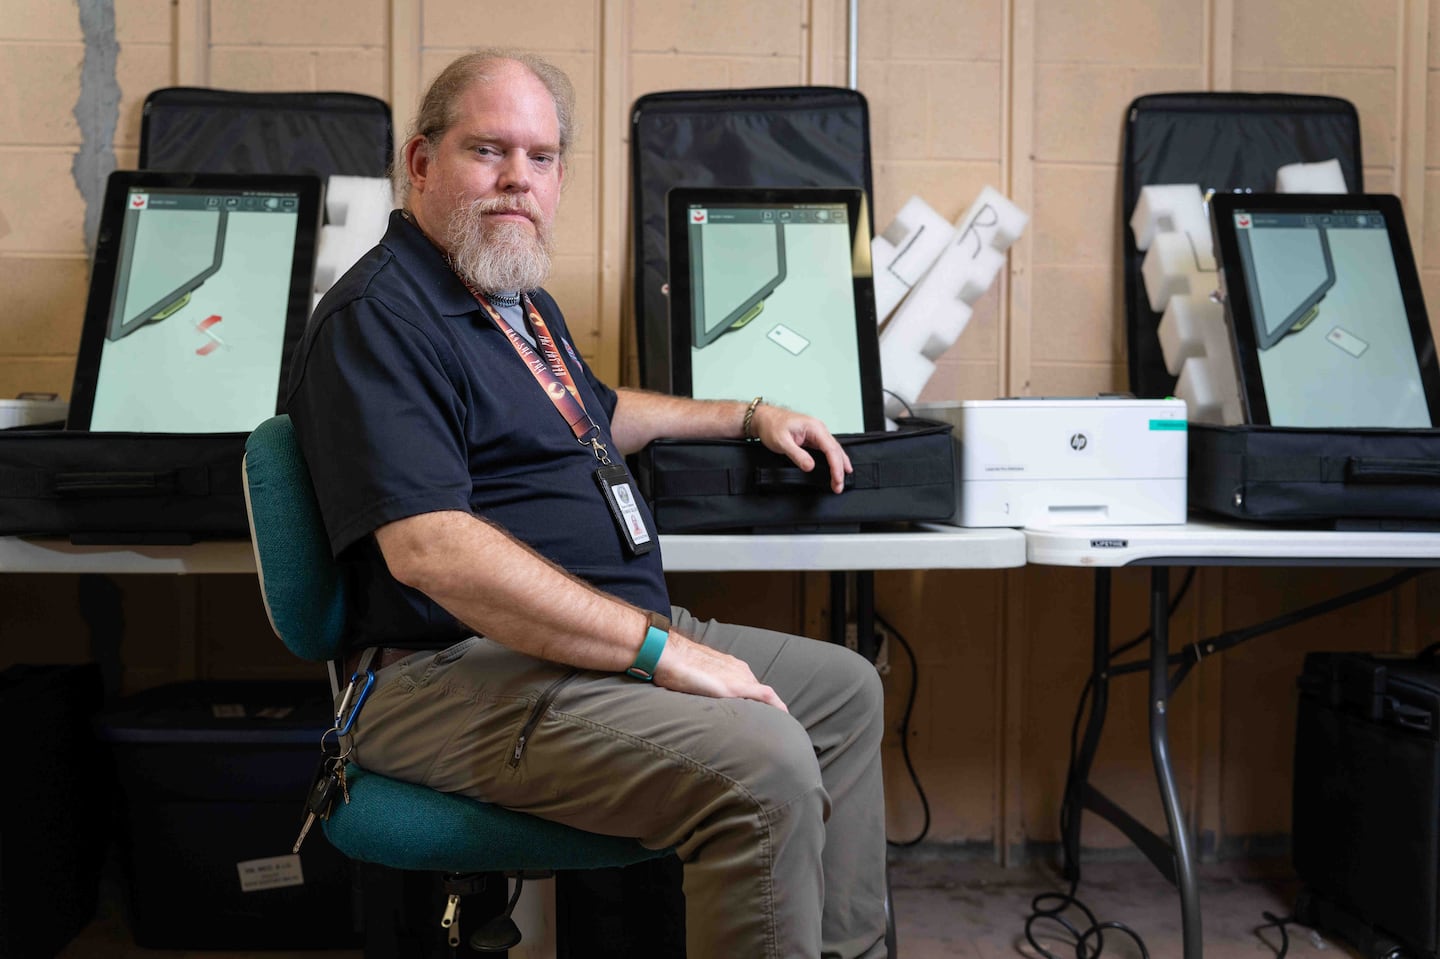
[
  {"left": 376, "top": 510, "right": 647, "bottom": 670},
  {"left": 610, "top": 387, "right": 748, "bottom": 454}
]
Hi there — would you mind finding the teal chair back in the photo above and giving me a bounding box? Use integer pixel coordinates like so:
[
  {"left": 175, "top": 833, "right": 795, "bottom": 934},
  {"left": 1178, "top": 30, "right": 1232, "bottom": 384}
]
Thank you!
[{"left": 242, "top": 414, "right": 665, "bottom": 872}]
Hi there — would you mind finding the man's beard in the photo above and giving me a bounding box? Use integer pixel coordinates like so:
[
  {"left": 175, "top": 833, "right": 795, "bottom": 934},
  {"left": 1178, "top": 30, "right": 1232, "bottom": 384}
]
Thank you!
[{"left": 445, "top": 195, "right": 554, "bottom": 293}]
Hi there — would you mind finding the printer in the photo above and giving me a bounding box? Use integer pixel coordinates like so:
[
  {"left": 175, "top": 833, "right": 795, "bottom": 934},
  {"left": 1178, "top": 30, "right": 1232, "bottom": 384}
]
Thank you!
[{"left": 953, "top": 397, "right": 1187, "bottom": 527}]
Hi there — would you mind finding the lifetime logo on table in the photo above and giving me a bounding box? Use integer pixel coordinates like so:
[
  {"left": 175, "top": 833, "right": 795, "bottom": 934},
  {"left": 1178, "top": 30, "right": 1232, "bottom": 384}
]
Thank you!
[{"left": 1090, "top": 539, "right": 1129, "bottom": 549}]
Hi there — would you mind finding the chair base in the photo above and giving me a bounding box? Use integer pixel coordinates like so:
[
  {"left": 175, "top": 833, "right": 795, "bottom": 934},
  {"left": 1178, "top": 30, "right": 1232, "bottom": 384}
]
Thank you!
[{"left": 357, "top": 864, "right": 511, "bottom": 959}]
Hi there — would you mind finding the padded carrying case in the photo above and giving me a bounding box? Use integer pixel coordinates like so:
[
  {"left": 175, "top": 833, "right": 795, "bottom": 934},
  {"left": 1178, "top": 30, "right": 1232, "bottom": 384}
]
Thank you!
[
  {"left": 1189, "top": 423, "right": 1440, "bottom": 526},
  {"left": 0, "top": 431, "right": 248, "bottom": 543},
  {"left": 1122, "top": 93, "right": 1363, "bottom": 398},
  {"left": 634, "top": 418, "right": 957, "bottom": 533}
]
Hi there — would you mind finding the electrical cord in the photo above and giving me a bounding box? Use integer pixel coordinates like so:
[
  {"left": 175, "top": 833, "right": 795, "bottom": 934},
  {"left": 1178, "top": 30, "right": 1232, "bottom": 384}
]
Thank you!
[
  {"left": 1254, "top": 911, "right": 1293, "bottom": 958},
  {"left": 882, "top": 389, "right": 915, "bottom": 418},
  {"left": 876, "top": 612, "right": 931, "bottom": 847}
]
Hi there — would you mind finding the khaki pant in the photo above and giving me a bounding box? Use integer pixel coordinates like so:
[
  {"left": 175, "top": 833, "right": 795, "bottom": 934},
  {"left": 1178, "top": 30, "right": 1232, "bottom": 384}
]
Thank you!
[{"left": 347, "top": 607, "right": 888, "bottom": 959}]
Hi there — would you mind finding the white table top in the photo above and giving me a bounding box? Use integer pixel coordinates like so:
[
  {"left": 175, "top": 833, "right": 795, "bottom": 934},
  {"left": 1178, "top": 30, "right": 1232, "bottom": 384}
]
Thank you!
[
  {"left": 1024, "top": 517, "right": 1440, "bottom": 568},
  {"left": 0, "top": 524, "right": 1027, "bottom": 576}
]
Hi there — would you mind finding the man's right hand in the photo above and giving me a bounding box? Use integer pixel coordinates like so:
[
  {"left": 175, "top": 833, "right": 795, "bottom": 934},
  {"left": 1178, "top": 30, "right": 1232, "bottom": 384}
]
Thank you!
[{"left": 652, "top": 632, "right": 789, "bottom": 712}]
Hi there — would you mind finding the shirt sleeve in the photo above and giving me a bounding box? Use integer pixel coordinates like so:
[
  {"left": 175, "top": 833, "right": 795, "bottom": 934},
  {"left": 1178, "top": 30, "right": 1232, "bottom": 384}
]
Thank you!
[{"left": 288, "top": 295, "right": 475, "bottom": 555}]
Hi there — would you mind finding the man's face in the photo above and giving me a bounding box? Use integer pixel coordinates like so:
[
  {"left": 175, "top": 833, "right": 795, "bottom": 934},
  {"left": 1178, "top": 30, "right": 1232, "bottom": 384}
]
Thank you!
[{"left": 407, "top": 61, "right": 565, "bottom": 290}]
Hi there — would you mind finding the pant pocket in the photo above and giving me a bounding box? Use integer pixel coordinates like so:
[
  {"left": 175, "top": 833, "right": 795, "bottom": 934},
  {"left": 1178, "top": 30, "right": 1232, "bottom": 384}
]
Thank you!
[{"left": 508, "top": 668, "right": 580, "bottom": 768}]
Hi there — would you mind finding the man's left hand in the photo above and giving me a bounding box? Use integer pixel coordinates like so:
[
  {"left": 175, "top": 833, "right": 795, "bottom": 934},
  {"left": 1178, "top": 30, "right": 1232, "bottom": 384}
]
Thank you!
[{"left": 749, "top": 405, "right": 853, "bottom": 494}]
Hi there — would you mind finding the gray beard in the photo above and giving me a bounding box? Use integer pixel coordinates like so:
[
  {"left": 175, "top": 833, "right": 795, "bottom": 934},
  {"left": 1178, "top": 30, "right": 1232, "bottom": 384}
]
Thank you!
[{"left": 445, "top": 200, "right": 554, "bottom": 293}]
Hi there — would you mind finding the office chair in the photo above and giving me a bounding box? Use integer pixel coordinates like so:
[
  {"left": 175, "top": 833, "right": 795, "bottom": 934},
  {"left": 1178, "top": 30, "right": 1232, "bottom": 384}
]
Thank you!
[{"left": 242, "top": 414, "right": 668, "bottom": 956}]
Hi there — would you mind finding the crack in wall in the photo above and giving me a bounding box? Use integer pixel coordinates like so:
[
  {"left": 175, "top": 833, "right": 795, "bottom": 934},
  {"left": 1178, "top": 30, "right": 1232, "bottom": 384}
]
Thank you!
[{"left": 73, "top": 0, "right": 120, "bottom": 257}]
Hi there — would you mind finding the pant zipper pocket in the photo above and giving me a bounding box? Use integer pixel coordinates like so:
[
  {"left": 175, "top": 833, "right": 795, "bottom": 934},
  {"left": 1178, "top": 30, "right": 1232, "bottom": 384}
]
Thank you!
[{"left": 509, "top": 669, "right": 579, "bottom": 767}]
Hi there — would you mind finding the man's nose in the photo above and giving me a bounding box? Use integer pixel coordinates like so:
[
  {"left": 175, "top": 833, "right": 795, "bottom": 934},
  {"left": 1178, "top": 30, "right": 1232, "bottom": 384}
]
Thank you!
[{"left": 498, "top": 150, "right": 530, "bottom": 192}]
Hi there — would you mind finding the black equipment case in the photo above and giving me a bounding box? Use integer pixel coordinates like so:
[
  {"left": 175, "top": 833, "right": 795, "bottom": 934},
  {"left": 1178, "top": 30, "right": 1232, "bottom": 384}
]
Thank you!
[
  {"left": 1188, "top": 423, "right": 1440, "bottom": 527},
  {"left": 630, "top": 86, "right": 873, "bottom": 393},
  {"left": 0, "top": 431, "right": 248, "bottom": 543},
  {"left": 1293, "top": 651, "right": 1440, "bottom": 958},
  {"left": 634, "top": 418, "right": 958, "bottom": 533},
  {"left": 1122, "top": 93, "right": 1363, "bottom": 399},
  {"left": 140, "top": 87, "right": 393, "bottom": 178}
]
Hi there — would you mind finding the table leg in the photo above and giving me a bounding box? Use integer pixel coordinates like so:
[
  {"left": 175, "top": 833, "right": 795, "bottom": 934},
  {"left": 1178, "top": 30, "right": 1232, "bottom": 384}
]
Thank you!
[{"left": 1148, "top": 566, "right": 1202, "bottom": 957}]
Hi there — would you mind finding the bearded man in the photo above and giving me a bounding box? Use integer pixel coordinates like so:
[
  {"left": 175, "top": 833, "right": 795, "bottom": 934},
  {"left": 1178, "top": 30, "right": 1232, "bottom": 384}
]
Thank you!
[{"left": 286, "top": 49, "right": 890, "bottom": 959}]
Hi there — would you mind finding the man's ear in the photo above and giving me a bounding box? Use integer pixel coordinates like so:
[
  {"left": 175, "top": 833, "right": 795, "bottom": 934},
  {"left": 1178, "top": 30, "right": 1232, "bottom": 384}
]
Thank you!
[{"left": 404, "top": 135, "right": 432, "bottom": 193}]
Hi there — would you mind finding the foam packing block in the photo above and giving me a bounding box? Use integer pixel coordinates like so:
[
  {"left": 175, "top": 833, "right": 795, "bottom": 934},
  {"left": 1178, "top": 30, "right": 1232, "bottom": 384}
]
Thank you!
[
  {"left": 879, "top": 342, "right": 936, "bottom": 415},
  {"left": 872, "top": 196, "right": 956, "bottom": 322},
  {"left": 1174, "top": 359, "right": 1222, "bottom": 425},
  {"left": 1140, "top": 231, "right": 1217, "bottom": 313},
  {"left": 956, "top": 246, "right": 1007, "bottom": 304},
  {"left": 954, "top": 185, "right": 1028, "bottom": 254},
  {"left": 1130, "top": 184, "right": 1208, "bottom": 251},
  {"left": 1158, "top": 294, "right": 1223, "bottom": 376},
  {"left": 314, "top": 175, "right": 394, "bottom": 297},
  {"left": 1276, "top": 158, "right": 1347, "bottom": 194}
]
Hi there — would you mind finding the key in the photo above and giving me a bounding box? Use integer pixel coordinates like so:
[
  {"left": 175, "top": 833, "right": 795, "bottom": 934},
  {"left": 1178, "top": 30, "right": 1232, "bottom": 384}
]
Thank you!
[
  {"left": 293, "top": 761, "right": 341, "bottom": 853},
  {"left": 336, "top": 761, "right": 350, "bottom": 806}
]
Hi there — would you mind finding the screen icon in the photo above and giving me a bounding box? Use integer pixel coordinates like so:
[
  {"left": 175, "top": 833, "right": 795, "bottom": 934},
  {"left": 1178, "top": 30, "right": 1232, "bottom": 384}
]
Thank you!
[{"left": 690, "top": 208, "right": 707, "bottom": 225}]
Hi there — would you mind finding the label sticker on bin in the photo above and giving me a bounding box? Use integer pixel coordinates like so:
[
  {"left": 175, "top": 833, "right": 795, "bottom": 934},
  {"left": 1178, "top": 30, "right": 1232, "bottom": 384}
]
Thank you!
[{"left": 237, "top": 854, "right": 305, "bottom": 892}]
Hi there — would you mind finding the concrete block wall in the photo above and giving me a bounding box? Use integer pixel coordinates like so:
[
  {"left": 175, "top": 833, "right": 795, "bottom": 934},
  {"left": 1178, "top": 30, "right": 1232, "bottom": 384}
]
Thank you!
[{"left": 0, "top": 0, "right": 1435, "bottom": 857}]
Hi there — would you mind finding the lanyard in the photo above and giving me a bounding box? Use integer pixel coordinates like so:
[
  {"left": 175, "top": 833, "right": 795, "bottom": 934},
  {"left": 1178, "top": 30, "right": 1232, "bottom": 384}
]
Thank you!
[{"left": 460, "top": 281, "right": 613, "bottom": 465}]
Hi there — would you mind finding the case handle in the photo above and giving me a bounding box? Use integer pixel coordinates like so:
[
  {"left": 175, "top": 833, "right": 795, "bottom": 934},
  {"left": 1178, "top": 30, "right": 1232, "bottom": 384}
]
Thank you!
[
  {"left": 1345, "top": 457, "right": 1440, "bottom": 485},
  {"left": 51, "top": 468, "right": 210, "bottom": 498},
  {"left": 751, "top": 466, "right": 860, "bottom": 493}
]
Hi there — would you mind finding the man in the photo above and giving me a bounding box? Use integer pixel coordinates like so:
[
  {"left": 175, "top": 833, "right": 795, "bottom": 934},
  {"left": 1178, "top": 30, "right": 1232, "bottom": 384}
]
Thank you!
[{"left": 287, "top": 49, "right": 888, "bottom": 959}]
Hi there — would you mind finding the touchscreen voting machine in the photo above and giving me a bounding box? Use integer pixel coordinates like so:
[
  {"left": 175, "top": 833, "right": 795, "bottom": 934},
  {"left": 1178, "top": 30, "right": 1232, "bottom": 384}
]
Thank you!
[
  {"left": 1189, "top": 193, "right": 1440, "bottom": 526},
  {"left": 666, "top": 187, "right": 883, "bottom": 434},
  {"left": 0, "top": 171, "right": 321, "bottom": 542},
  {"left": 68, "top": 171, "right": 322, "bottom": 432},
  {"left": 1210, "top": 192, "right": 1440, "bottom": 428},
  {"left": 639, "top": 187, "right": 958, "bottom": 532}
]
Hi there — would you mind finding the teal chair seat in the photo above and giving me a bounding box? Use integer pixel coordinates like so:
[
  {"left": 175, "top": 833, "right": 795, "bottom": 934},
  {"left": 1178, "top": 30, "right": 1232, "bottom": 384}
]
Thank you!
[{"left": 243, "top": 414, "right": 665, "bottom": 952}]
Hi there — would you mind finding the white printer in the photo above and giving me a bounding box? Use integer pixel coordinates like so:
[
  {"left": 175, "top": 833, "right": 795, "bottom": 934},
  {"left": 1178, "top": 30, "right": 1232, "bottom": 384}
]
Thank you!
[{"left": 953, "top": 397, "right": 1187, "bottom": 527}]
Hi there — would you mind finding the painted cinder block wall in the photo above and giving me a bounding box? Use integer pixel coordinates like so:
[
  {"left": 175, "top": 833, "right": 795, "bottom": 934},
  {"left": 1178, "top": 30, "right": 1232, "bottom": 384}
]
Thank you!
[{"left": 1, "top": 0, "right": 1435, "bottom": 858}]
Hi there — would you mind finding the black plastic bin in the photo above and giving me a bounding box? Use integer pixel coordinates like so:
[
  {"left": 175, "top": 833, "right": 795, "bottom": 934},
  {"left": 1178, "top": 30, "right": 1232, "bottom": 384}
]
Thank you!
[
  {"left": 0, "top": 664, "right": 106, "bottom": 959},
  {"left": 1293, "top": 652, "right": 1440, "bottom": 959},
  {"left": 96, "top": 680, "right": 360, "bottom": 950}
]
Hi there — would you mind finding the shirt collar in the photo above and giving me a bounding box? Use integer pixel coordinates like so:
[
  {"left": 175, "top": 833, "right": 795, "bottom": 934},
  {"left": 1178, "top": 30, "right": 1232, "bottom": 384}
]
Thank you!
[{"left": 380, "top": 209, "right": 482, "bottom": 317}]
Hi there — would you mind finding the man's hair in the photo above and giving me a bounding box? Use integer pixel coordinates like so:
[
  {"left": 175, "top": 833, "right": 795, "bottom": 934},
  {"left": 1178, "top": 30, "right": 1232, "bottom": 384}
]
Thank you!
[{"left": 393, "top": 49, "right": 576, "bottom": 205}]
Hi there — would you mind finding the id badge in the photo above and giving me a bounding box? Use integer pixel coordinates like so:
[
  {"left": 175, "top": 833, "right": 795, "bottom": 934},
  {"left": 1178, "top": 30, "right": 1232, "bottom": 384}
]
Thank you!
[{"left": 594, "top": 463, "right": 655, "bottom": 556}]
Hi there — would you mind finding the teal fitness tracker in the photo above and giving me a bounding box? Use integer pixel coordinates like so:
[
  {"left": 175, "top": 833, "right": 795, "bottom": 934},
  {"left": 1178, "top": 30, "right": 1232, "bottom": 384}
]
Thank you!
[{"left": 627, "top": 612, "right": 671, "bottom": 681}]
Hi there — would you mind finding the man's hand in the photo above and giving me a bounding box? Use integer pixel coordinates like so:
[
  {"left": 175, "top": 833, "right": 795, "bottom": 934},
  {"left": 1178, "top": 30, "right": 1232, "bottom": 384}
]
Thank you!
[
  {"left": 652, "top": 631, "right": 789, "bottom": 712},
  {"left": 749, "top": 404, "right": 853, "bottom": 494}
]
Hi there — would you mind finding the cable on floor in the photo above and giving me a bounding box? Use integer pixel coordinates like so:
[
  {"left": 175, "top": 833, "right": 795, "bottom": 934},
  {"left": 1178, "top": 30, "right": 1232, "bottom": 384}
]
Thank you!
[
  {"left": 876, "top": 612, "right": 930, "bottom": 847},
  {"left": 1254, "top": 910, "right": 1293, "bottom": 958},
  {"left": 1024, "top": 878, "right": 1151, "bottom": 959}
]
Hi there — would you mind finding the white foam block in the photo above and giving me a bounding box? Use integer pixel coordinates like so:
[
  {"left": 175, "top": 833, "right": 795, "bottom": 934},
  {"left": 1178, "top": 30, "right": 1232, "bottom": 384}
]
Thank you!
[
  {"left": 1276, "top": 158, "right": 1347, "bottom": 194},
  {"left": 1157, "top": 294, "right": 1223, "bottom": 376},
  {"left": 1141, "top": 231, "right": 1217, "bottom": 312},
  {"left": 872, "top": 196, "right": 955, "bottom": 322},
  {"left": 1174, "top": 359, "right": 1222, "bottom": 425},
  {"left": 954, "top": 185, "right": 1028, "bottom": 256},
  {"left": 1130, "top": 184, "right": 1208, "bottom": 251},
  {"left": 315, "top": 176, "right": 394, "bottom": 296}
]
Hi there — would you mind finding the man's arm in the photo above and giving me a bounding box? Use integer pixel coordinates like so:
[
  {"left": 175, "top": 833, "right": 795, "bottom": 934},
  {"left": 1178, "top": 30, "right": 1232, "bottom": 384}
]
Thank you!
[
  {"left": 608, "top": 387, "right": 853, "bottom": 493},
  {"left": 375, "top": 509, "right": 788, "bottom": 710}
]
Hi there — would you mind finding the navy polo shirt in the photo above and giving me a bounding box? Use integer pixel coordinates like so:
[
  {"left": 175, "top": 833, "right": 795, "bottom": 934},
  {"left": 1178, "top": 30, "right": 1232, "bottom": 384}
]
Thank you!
[{"left": 287, "top": 210, "right": 669, "bottom": 652}]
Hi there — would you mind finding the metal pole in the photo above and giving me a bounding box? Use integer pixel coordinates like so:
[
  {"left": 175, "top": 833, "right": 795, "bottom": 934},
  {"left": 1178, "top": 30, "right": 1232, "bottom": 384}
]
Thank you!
[{"left": 847, "top": 0, "right": 859, "bottom": 89}]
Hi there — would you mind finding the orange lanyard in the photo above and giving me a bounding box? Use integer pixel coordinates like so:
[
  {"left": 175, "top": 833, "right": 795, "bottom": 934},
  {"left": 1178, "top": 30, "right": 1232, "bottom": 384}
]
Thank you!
[{"left": 462, "top": 282, "right": 612, "bottom": 464}]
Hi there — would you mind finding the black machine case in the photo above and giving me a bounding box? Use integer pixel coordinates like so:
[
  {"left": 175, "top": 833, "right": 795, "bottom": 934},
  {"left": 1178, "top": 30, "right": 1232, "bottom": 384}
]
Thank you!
[
  {"left": 1293, "top": 651, "right": 1440, "bottom": 958},
  {"left": 0, "top": 431, "right": 248, "bottom": 543},
  {"left": 634, "top": 419, "right": 958, "bottom": 533},
  {"left": 630, "top": 87, "right": 873, "bottom": 393},
  {"left": 140, "top": 87, "right": 393, "bottom": 178},
  {"left": 1188, "top": 423, "right": 1440, "bottom": 526}
]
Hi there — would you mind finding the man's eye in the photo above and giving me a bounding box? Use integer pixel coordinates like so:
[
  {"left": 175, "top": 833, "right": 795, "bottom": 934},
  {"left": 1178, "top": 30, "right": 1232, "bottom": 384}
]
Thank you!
[
  {"left": 475, "top": 146, "right": 499, "bottom": 157},
  {"left": 533, "top": 154, "right": 556, "bottom": 166}
]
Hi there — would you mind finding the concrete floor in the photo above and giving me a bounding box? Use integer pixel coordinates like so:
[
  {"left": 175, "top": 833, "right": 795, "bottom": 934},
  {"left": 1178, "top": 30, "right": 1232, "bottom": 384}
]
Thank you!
[{"left": 59, "top": 852, "right": 1369, "bottom": 958}]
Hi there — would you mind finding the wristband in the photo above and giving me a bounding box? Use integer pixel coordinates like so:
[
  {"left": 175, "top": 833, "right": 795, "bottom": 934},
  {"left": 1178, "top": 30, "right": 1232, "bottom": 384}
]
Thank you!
[
  {"left": 626, "top": 611, "right": 671, "bottom": 681},
  {"left": 742, "top": 396, "right": 764, "bottom": 440}
]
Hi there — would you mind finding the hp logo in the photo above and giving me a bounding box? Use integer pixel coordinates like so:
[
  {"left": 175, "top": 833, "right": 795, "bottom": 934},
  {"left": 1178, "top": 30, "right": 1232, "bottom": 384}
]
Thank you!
[{"left": 1069, "top": 433, "right": 1088, "bottom": 451}]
